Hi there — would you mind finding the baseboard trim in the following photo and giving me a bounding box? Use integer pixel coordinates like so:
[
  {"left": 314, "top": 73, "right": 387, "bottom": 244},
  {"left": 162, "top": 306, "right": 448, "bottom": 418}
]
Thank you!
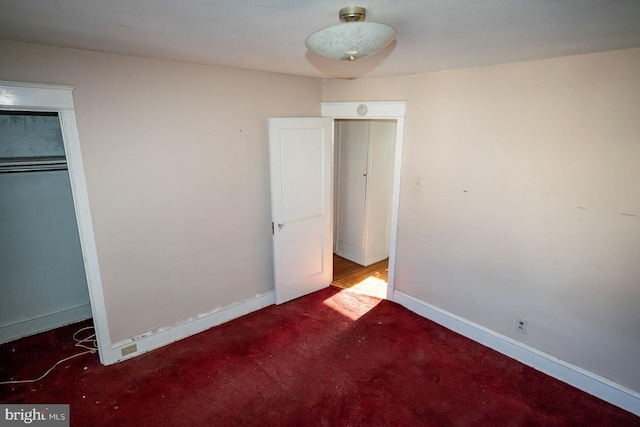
[
  {"left": 334, "top": 249, "right": 364, "bottom": 266},
  {"left": 0, "top": 303, "right": 92, "bottom": 344},
  {"left": 102, "top": 290, "right": 276, "bottom": 365},
  {"left": 392, "top": 290, "right": 640, "bottom": 416}
]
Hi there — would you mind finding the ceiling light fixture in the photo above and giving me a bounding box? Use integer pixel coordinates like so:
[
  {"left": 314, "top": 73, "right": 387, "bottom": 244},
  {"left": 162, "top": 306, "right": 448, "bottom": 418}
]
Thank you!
[{"left": 305, "top": 6, "right": 397, "bottom": 62}]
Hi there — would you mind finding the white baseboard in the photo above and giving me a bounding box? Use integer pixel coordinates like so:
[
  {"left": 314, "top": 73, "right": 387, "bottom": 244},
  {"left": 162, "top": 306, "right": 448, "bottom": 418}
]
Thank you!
[
  {"left": 364, "top": 254, "right": 389, "bottom": 267},
  {"left": 0, "top": 303, "right": 92, "bottom": 344},
  {"left": 334, "top": 249, "right": 364, "bottom": 266},
  {"left": 101, "top": 290, "right": 276, "bottom": 365},
  {"left": 392, "top": 290, "right": 640, "bottom": 417}
]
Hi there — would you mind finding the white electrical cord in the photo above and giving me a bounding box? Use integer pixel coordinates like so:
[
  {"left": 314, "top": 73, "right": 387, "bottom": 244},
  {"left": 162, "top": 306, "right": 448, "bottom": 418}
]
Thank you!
[
  {"left": 0, "top": 326, "right": 97, "bottom": 385},
  {"left": 72, "top": 326, "right": 98, "bottom": 352}
]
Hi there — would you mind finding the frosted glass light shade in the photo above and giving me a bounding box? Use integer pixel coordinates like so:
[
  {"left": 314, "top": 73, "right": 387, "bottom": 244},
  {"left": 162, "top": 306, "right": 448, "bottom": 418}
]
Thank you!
[{"left": 305, "top": 22, "right": 397, "bottom": 61}]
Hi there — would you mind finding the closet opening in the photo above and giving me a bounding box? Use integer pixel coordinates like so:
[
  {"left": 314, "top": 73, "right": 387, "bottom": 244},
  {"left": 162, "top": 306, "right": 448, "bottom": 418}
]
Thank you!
[{"left": 0, "top": 110, "right": 93, "bottom": 344}]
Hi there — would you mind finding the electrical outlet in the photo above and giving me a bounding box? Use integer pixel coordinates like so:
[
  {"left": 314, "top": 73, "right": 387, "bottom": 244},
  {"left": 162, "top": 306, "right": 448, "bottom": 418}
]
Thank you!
[
  {"left": 121, "top": 344, "right": 138, "bottom": 356},
  {"left": 515, "top": 317, "right": 528, "bottom": 334}
]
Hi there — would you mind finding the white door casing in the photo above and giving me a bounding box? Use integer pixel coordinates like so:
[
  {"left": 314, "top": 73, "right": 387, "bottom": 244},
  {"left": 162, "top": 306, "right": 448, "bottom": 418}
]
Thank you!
[
  {"left": 0, "top": 80, "right": 112, "bottom": 363},
  {"left": 269, "top": 117, "right": 333, "bottom": 304},
  {"left": 321, "top": 102, "right": 407, "bottom": 300}
]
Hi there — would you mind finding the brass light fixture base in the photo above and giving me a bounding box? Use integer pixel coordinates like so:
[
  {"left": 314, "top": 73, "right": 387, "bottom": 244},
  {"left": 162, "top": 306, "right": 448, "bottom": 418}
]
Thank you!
[{"left": 339, "top": 6, "right": 366, "bottom": 22}]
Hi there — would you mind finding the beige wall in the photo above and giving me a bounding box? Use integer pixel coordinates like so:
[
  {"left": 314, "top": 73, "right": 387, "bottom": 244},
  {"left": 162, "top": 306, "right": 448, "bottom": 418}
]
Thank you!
[
  {"left": 324, "top": 48, "right": 640, "bottom": 392},
  {"left": 0, "top": 40, "right": 323, "bottom": 343},
  {"left": 2, "top": 38, "right": 639, "bottom": 393}
]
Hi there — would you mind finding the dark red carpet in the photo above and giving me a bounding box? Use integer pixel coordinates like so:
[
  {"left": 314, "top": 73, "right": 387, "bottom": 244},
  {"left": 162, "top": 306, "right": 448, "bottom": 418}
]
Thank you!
[{"left": 1, "top": 286, "right": 638, "bottom": 426}]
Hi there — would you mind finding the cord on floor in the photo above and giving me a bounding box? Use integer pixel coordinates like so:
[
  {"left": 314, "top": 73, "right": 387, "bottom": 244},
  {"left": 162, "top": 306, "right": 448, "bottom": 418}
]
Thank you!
[{"left": 0, "top": 326, "right": 98, "bottom": 385}]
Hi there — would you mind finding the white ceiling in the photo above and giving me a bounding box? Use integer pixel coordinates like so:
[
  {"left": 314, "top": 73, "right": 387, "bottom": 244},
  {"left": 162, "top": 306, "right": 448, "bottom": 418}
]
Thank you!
[{"left": 1, "top": 0, "right": 639, "bottom": 79}]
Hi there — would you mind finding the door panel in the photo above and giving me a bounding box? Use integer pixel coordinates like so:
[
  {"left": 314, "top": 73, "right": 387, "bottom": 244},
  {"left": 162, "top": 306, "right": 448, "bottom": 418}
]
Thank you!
[
  {"left": 269, "top": 118, "right": 333, "bottom": 304},
  {"left": 280, "top": 130, "right": 325, "bottom": 222}
]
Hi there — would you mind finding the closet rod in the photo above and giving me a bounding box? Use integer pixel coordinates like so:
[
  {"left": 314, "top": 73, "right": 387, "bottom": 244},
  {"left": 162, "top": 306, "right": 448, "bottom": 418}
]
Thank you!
[{"left": 0, "top": 157, "right": 68, "bottom": 174}]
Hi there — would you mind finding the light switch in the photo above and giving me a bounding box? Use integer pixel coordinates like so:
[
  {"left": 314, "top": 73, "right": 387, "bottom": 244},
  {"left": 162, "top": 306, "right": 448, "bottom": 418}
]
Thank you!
[{"left": 413, "top": 176, "right": 422, "bottom": 191}]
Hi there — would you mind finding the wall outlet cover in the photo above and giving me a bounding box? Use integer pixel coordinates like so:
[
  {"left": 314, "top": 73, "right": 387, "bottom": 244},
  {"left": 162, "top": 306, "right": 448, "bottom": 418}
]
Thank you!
[
  {"left": 121, "top": 343, "right": 138, "bottom": 356},
  {"left": 515, "top": 317, "right": 528, "bottom": 334}
]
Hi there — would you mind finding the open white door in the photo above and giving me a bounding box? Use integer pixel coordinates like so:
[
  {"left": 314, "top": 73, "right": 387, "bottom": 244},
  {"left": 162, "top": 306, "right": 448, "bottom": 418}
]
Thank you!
[{"left": 269, "top": 117, "right": 333, "bottom": 304}]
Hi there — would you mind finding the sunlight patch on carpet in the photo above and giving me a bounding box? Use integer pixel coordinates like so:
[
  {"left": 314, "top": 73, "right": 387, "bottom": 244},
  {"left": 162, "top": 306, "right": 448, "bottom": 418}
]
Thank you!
[
  {"left": 345, "top": 276, "right": 387, "bottom": 298},
  {"left": 322, "top": 286, "right": 382, "bottom": 320}
]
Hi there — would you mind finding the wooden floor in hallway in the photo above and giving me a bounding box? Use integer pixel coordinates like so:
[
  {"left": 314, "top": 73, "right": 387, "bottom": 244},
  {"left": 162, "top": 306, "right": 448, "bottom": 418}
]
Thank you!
[{"left": 331, "top": 254, "right": 388, "bottom": 298}]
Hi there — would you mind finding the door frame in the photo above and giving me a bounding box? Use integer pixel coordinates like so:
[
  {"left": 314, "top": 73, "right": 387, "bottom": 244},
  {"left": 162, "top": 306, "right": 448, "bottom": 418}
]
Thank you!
[
  {"left": 321, "top": 101, "right": 406, "bottom": 299},
  {"left": 0, "top": 81, "right": 111, "bottom": 363}
]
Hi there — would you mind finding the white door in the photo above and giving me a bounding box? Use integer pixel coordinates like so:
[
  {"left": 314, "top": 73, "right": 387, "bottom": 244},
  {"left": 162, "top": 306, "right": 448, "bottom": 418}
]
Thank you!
[{"left": 269, "top": 117, "right": 333, "bottom": 304}]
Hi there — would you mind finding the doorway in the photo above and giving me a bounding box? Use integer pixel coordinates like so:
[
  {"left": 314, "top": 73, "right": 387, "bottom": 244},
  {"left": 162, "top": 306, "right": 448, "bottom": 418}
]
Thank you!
[
  {"left": 0, "top": 81, "right": 111, "bottom": 364},
  {"left": 0, "top": 111, "right": 91, "bottom": 343},
  {"left": 321, "top": 101, "right": 407, "bottom": 300},
  {"left": 332, "top": 118, "right": 396, "bottom": 298}
]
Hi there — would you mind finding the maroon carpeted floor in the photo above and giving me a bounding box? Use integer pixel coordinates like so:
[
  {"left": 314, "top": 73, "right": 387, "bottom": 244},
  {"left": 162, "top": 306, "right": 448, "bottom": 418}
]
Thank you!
[{"left": 1, "top": 286, "right": 638, "bottom": 426}]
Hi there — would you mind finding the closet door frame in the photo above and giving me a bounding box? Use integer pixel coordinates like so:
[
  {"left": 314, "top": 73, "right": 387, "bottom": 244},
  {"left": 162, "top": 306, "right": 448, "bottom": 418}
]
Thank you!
[{"left": 0, "top": 80, "right": 111, "bottom": 363}]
